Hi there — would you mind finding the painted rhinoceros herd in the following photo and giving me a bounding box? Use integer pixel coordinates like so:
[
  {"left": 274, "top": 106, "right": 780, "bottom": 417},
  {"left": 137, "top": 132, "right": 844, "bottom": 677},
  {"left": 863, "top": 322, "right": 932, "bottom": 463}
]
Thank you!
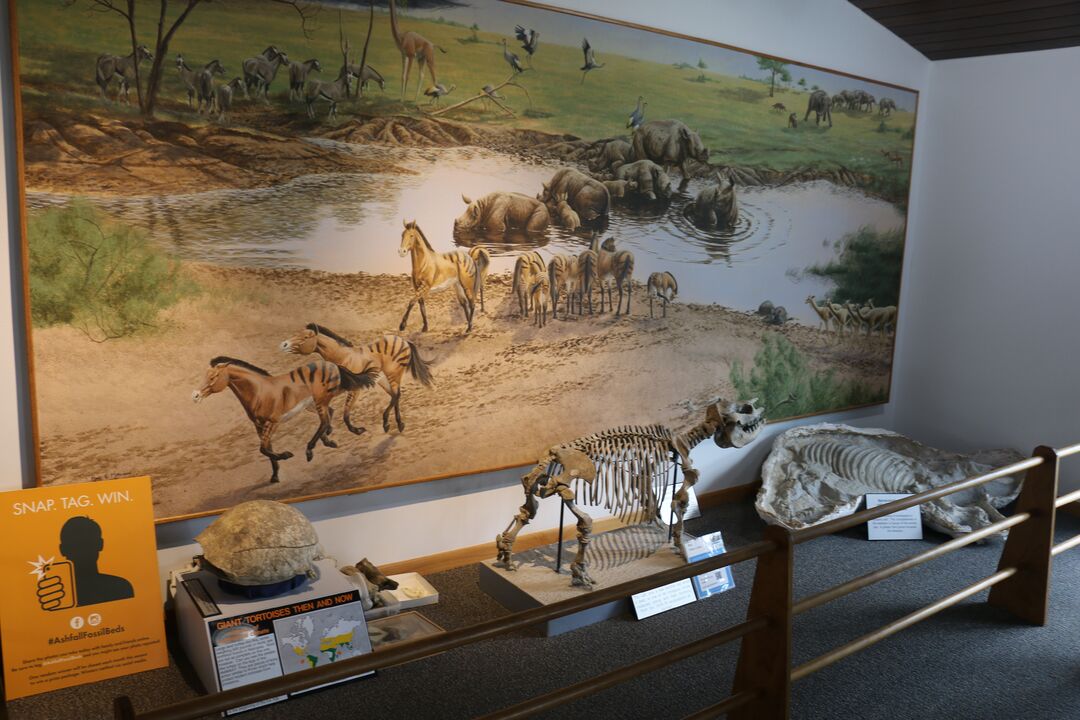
[{"left": 452, "top": 118, "right": 737, "bottom": 237}]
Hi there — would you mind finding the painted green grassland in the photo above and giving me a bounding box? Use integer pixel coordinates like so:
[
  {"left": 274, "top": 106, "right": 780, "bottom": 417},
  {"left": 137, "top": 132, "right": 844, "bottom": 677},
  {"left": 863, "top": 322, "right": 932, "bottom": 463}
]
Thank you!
[{"left": 16, "top": 0, "right": 914, "bottom": 181}]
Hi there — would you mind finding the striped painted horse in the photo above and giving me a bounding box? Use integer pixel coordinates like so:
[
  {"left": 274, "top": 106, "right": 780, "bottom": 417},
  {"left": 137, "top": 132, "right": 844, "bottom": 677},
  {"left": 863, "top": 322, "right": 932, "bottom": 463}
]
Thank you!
[
  {"left": 281, "top": 324, "right": 434, "bottom": 434},
  {"left": 398, "top": 220, "right": 482, "bottom": 333},
  {"left": 192, "top": 356, "right": 379, "bottom": 484}
]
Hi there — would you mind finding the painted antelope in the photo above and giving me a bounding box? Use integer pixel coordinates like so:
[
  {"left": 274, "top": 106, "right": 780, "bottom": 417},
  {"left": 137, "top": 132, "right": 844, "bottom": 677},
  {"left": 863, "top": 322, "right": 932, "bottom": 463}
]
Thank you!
[
  {"left": 195, "top": 59, "right": 226, "bottom": 114},
  {"left": 282, "top": 324, "right": 433, "bottom": 435},
  {"left": 305, "top": 66, "right": 357, "bottom": 119},
  {"left": 646, "top": 271, "right": 678, "bottom": 318},
  {"left": 595, "top": 237, "right": 634, "bottom": 316},
  {"left": 880, "top": 149, "right": 904, "bottom": 167},
  {"left": 215, "top": 78, "right": 246, "bottom": 123},
  {"left": 512, "top": 251, "right": 547, "bottom": 320},
  {"left": 846, "top": 302, "right": 871, "bottom": 336},
  {"left": 243, "top": 46, "right": 289, "bottom": 103},
  {"left": 192, "top": 357, "right": 379, "bottom": 484},
  {"left": 468, "top": 246, "right": 491, "bottom": 313},
  {"left": 805, "top": 295, "right": 833, "bottom": 334},
  {"left": 398, "top": 220, "right": 482, "bottom": 333},
  {"left": 289, "top": 58, "right": 322, "bottom": 101},
  {"left": 96, "top": 44, "right": 152, "bottom": 103},
  {"left": 854, "top": 301, "right": 898, "bottom": 337},
  {"left": 348, "top": 63, "right": 386, "bottom": 97},
  {"left": 175, "top": 54, "right": 198, "bottom": 108},
  {"left": 827, "top": 301, "right": 853, "bottom": 337}
]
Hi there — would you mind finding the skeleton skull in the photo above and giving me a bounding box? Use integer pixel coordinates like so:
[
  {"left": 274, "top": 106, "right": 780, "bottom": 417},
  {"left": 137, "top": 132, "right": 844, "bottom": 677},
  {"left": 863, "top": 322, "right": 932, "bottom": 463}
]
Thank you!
[{"left": 711, "top": 398, "right": 765, "bottom": 448}]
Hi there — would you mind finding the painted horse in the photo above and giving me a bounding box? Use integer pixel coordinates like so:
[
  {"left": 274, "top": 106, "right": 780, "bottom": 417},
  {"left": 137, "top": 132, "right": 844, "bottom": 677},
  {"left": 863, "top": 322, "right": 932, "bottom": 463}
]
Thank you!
[
  {"left": 192, "top": 356, "right": 379, "bottom": 483},
  {"left": 281, "top": 324, "right": 434, "bottom": 434},
  {"left": 398, "top": 220, "right": 482, "bottom": 333}
]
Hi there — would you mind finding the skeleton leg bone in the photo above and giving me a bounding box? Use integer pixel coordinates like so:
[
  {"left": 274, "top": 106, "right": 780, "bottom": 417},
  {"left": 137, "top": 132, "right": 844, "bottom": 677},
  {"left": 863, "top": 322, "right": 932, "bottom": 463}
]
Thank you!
[
  {"left": 558, "top": 487, "right": 596, "bottom": 587},
  {"left": 670, "top": 466, "right": 699, "bottom": 556},
  {"left": 495, "top": 472, "right": 542, "bottom": 569}
]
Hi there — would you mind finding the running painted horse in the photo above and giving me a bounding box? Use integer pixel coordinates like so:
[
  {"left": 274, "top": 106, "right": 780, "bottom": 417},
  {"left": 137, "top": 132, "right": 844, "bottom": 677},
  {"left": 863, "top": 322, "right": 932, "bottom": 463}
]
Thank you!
[
  {"left": 398, "top": 220, "right": 482, "bottom": 333},
  {"left": 192, "top": 356, "right": 379, "bottom": 483},
  {"left": 281, "top": 324, "right": 434, "bottom": 435}
]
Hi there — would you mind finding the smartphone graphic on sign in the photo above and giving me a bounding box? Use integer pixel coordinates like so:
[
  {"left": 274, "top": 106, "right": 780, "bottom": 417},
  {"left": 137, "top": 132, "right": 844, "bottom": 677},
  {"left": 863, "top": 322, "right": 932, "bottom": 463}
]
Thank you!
[{"left": 37, "top": 561, "right": 77, "bottom": 612}]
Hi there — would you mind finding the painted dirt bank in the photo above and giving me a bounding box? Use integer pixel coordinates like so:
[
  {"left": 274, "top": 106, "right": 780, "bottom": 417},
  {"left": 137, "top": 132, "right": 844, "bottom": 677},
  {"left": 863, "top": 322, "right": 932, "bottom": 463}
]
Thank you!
[{"left": 32, "top": 264, "right": 891, "bottom": 518}]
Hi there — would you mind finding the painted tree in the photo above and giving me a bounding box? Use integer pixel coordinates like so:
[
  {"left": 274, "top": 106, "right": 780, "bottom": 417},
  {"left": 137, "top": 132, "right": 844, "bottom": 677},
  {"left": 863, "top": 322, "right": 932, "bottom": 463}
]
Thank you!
[
  {"left": 798, "top": 77, "right": 807, "bottom": 89},
  {"left": 71, "top": 0, "right": 318, "bottom": 117},
  {"left": 756, "top": 56, "right": 790, "bottom": 97},
  {"left": 696, "top": 57, "right": 707, "bottom": 82}
]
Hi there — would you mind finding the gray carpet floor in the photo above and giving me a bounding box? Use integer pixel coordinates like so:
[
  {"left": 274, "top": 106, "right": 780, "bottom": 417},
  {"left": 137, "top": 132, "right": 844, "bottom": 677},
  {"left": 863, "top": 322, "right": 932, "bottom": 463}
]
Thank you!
[{"left": 8, "top": 500, "right": 1080, "bottom": 720}]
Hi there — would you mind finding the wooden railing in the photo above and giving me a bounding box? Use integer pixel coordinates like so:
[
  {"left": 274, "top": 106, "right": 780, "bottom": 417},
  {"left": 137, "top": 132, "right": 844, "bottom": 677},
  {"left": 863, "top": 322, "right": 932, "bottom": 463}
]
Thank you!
[{"left": 114, "top": 442, "right": 1080, "bottom": 720}]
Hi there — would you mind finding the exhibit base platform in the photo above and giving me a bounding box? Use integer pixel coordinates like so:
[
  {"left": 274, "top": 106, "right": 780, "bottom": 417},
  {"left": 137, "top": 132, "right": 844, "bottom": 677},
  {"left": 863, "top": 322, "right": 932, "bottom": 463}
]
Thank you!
[{"left": 478, "top": 524, "right": 690, "bottom": 636}]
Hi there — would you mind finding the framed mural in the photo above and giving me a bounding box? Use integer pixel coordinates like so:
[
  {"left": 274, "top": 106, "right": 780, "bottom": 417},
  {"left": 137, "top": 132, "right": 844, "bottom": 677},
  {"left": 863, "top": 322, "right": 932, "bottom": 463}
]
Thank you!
[{"left": 9, "top": 0, "right": 917, "bottom": 521}]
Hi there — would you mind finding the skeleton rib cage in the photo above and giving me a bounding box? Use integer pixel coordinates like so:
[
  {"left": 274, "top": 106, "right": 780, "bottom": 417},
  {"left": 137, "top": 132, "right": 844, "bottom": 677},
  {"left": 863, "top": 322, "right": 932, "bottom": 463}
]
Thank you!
[{"left": 543, "top": 422, "right": 710, "bottom": 524}]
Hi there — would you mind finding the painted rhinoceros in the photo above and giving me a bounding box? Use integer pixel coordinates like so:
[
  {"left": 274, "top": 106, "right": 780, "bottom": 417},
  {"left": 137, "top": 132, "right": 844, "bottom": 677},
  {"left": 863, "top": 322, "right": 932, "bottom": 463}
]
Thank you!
[
  {"left": 684, "top": 173, "right": 737, "bottom": 229},
  {"left": 630, "top": 119, "right": 709, "bottom": 179},
  {"left": 538, "top": 168, "right": 610, "bottom": 222},
  {"left": 614, "top": 159, "right": 672, "bottom": 201},
  {"left": 454, "top": 192, "right": 550, "bottom": 234},
  {"left": 589, "top": 138, "right": 632, "bottom": 173}
]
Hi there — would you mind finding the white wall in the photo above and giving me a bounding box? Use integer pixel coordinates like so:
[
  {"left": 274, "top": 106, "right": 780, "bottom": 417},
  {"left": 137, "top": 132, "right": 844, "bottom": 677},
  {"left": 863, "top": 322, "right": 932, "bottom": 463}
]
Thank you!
[
  {"left": 892, "top": 47, "right": 1080, "bottom": 488},
  {"left": 0, "top": 1, "right": 931, "bottom": 582}
]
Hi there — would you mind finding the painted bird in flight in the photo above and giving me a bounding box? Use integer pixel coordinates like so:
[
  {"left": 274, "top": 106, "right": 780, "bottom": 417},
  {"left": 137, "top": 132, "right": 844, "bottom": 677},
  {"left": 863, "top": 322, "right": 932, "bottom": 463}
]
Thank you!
[
  {"left": 580, "top": 37, "right": 604, "bottom": 84},
  {"left": 514, "top": 25, "right": 539, "bottom": 66}
]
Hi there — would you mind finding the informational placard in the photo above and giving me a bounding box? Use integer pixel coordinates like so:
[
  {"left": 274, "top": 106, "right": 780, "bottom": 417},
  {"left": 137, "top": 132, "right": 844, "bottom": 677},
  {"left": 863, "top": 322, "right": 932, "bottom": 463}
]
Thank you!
[
  {"left": 0, "top": 476, "right": 167, "bottom": 700},
  {"left": 206, "top": 589, "right": 372, "bottom": 714},
  {"left": 866, "top": 493, "right": 923, "bottom": 540},
  {"left": 631, "top": 578, "right": 698, "bottom": 620},
  {"left": 684, "top": 531, "right": 736, "bottom": 599}
]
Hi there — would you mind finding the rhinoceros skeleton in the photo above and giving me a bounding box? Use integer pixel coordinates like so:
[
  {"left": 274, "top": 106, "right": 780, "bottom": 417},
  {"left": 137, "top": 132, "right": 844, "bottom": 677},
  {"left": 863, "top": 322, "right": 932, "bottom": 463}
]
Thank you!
[
  {"left": 495, "top": 398, "right": 764, "bottom": 587},
  {"left": 757, "top": 424, "right": 1025, "bottom": 538}
]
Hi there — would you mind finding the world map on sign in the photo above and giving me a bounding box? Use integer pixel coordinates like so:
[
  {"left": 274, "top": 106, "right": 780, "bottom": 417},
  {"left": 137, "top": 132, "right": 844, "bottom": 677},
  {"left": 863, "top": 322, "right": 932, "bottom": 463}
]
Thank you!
[{"left": 272, "top": 607, "right": 370, "bottom": 672}]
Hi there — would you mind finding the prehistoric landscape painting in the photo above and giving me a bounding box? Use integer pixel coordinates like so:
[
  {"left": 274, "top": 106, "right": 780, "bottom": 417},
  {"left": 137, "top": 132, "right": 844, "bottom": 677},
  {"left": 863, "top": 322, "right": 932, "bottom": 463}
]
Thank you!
[{"left": 12, "top": 0, "right": 916, "bottom": 520}]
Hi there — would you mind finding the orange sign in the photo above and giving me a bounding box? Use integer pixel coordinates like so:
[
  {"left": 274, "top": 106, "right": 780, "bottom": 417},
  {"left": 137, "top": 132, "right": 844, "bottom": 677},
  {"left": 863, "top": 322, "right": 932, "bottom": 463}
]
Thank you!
[{"left": 0, "top": 476, "right": 167, "bottom": 699}]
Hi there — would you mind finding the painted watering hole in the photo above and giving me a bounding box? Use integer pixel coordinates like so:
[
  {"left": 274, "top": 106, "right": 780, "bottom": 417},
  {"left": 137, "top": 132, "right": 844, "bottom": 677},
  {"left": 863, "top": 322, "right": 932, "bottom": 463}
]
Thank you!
[{"left": 28, "top": 144, "right": 904, "bottom": 325}]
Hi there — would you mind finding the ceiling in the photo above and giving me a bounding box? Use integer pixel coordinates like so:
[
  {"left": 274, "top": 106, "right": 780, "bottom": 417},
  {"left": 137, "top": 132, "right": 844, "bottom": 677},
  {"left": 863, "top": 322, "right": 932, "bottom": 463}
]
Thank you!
[{"left": 847, "top": 0, "right": 1080, "bottom": 60}]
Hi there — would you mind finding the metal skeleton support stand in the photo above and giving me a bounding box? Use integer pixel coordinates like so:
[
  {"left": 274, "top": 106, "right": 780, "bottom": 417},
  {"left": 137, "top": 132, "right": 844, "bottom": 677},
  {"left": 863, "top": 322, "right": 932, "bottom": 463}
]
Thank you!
[
  {"left": 556, "top": 497, "right": 567, "bottom": 574},
  {"left": 668, "top": 451, "right": 679, "bottom": 540}
]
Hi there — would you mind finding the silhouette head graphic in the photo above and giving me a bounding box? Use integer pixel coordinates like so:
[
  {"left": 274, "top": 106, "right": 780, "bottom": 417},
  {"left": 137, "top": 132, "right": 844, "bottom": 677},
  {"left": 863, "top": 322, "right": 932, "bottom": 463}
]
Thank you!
[
  {"left": 57, "top": 515, "right": 134, "bottom": 607},
  {"left": 60, "top": 515, "right": 105, "bottom": 566}
]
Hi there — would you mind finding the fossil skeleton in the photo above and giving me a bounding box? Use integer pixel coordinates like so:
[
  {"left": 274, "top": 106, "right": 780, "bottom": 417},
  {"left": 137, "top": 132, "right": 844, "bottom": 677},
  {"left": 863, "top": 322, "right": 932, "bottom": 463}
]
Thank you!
[
  {"left": 757, "top": 424, "right": 1025, "bottom": 537},
  {"left": 495, "top": 398, "right": 765, "bottom": 587}
]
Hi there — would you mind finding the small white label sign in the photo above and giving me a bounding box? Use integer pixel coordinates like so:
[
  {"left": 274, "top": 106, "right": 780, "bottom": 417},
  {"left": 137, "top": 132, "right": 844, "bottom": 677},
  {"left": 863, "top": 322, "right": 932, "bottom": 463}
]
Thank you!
[
  {"left": 866, "top": 493, "right": 923, "bottom": 540},
  {"left": 631, "top": 578, "right": 698, "bottom": 620}
]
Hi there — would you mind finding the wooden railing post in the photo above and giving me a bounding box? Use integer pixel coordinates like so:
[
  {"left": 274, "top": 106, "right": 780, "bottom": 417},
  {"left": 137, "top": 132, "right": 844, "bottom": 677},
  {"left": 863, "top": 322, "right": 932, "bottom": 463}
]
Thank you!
[
  {"left": 729, "top": 525, "right": 793, "bottom": 720},
  {"left": 113, "top": 696, "right": 136, "bottom": 720},
  {"left": 987, "top": 445, "right": 1059, "bottom": 625}
]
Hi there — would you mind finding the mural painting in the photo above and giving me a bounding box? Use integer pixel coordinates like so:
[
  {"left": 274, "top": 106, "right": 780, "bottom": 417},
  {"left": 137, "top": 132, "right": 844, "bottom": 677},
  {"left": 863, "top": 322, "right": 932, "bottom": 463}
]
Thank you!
[{"left": 11, "top": 0, "right": 916, "bottom": 519}]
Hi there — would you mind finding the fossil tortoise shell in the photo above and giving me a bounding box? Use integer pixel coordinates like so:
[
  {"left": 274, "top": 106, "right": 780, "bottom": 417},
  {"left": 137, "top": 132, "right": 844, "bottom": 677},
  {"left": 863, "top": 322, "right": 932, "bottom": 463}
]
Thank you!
[{"left": 196, "top": 500, "right": 321, "bottom": 586}]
